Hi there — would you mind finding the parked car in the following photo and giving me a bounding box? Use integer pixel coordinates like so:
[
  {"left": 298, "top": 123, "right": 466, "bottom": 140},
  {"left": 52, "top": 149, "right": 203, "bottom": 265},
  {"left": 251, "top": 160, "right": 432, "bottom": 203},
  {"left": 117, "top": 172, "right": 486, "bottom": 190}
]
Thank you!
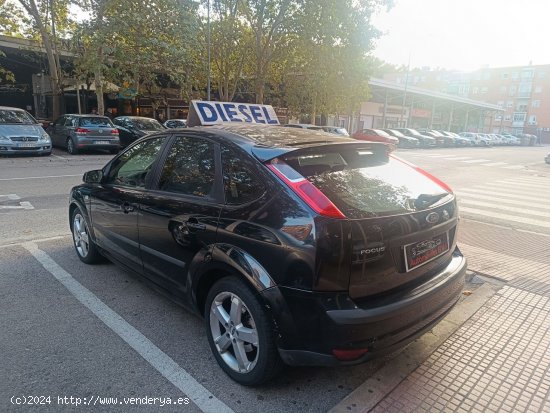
[
  {"left": 437, "top": 131, "right": 471, "bottom": 146},
  {"left": 48, "top": 114, "right": 119, "bottom": 154},
  {"left": 113, "top": 116, "right": 166, "bottom": 147},
  {"left": 352, "top": 128, "right": 399, "bottom": 145},
  {"left": 395, "top": 128, "right": 437, "bottom": 147},
  {"left": 70, "top": 124, "right": 466, "bottom": 385},
  {"left": 420, "top": 130, "right": 451, "bottom": 146},
  {"left": 164, "top": 119, "right": 187, "bottom": 129},
  {"left": 321, "top": 126, "right": 350, "bottom": 136},
  {"left": 383, "top": 128, "right": 419, "bottom": 148},
  {"left": 500, "top": 134, "right": 520, "bottom": 145},
  {"left": 459, "top": 132, "right": 491, "bottom": 146},
  {"left": 0, "top": 106, "right": 52, "bottom": 156},
  {"left": 283, "top": 123, "right": 324, "bottom": 131}
]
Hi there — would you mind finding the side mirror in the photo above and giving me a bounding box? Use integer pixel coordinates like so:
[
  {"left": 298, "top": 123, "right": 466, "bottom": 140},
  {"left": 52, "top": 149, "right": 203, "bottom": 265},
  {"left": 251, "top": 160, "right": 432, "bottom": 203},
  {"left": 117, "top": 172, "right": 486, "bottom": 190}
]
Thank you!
[{"left": 83, "top": 169, "right": 103, "bottom": 184}]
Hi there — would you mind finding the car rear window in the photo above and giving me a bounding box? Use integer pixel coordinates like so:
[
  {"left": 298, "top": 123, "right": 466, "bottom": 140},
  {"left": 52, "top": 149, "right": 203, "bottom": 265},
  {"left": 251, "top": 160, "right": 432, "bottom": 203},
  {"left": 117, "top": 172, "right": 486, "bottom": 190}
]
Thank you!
[
  {"left": 283, "top": 148, "right": 449, "bottom": 218},
  {"left": 78, "top": 117, "right": 112, "bottom": 127}
]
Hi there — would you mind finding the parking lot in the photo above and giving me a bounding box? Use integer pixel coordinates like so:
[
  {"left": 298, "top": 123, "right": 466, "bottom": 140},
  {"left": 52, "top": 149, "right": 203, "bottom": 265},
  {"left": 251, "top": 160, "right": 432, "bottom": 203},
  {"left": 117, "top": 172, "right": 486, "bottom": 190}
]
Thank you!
[{"left": 1, "top": 144, "right": 549, "bottom": 412}]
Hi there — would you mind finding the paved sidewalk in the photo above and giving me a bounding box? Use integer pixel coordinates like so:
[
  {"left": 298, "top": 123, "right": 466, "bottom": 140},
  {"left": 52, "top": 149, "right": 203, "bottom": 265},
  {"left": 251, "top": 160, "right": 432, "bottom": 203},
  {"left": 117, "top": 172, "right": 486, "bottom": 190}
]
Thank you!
[{"left": 370, "top": 286, "right": 550, "bottom": 412}]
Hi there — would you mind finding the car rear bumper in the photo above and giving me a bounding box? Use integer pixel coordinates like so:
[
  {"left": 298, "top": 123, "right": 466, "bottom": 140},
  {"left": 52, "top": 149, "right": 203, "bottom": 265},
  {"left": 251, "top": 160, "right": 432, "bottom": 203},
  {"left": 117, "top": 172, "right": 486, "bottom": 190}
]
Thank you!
[
  {"left": 0, "top": 144, "right": 51, "bottom": 155},
  {"left": 271, "top": 249, "right": 467, "bottom": 366},
  {"left": 76, "top": 137, "right": 120, "bottom": 149}
]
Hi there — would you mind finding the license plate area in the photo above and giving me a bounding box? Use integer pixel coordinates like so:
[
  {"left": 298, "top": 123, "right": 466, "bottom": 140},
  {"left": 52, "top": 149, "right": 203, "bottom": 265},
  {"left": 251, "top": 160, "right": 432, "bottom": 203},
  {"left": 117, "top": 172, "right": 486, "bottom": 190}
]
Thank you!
[
  {"left": 403, "top": 232, "right": 449, "bottom": 272},
  {"left": 17, "top": 143, "right": 37, "bottom": 147},
  {"left": 94, "top": 140, "right": 110, "bottom": 145}
]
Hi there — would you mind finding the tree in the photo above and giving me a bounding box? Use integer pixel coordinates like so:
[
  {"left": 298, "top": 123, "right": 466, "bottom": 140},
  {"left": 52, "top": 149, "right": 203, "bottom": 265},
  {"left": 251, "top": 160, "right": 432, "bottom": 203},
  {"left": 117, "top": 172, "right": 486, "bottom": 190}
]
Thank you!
[
  {"left": 281, "top": 0, "right": 391, "bottom": 123},
  {"left": 15, "top": 0, "right": 72, "bottom": 119},
  {"left": 76, "top": 0, "right": 199, "bottom": 114}
]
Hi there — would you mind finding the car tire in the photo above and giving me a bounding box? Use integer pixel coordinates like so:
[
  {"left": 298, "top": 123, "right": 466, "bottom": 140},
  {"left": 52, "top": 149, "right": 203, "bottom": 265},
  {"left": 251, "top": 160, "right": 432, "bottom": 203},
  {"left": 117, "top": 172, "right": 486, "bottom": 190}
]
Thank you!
[
  {"left": 71, "top": 207, "right": 102, "bottom": 264},
  {"left": 205, "top": 276, "right": 283, "bottom": 386},
  {"left": 67, "top": 138, "right": 78, "bottom": 154}
]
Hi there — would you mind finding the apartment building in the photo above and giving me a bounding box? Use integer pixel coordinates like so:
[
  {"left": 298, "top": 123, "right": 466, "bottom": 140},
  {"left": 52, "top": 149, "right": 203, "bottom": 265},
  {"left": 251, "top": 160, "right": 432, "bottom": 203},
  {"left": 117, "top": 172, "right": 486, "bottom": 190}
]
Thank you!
[{"left": 383, "top": 64, "right": 550, "bottom": 138}]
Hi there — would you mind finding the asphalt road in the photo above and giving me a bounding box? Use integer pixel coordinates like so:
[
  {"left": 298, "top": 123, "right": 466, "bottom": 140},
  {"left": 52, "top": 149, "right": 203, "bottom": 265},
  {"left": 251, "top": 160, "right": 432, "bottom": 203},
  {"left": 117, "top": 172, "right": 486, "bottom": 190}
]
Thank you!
[{"left": 1, "top": 144, "right": 549, "bottom": 412}]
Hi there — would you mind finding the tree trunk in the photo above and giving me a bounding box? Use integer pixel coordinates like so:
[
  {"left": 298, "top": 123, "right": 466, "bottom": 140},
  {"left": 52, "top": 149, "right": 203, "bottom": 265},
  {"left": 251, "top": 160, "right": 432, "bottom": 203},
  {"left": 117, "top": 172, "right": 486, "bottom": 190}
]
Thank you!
[
  {"left": 21, "top": 0, "right": 62, "bottom": 119},
  {"left": 94, "top": 66, "right": 104, "bottom": 115}
]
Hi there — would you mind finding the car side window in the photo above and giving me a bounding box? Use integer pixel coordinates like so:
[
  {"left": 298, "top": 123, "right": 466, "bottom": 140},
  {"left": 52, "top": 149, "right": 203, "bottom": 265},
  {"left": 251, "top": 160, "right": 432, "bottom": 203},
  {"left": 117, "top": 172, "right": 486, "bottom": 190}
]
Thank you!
[
  {"left": 158, "top": 136, "right": 216, "bottom": 198},
  {"left": 105, "top": 137, "right": 165, "bottom": 188},
  {"left": 65, "top": 117, "right": 76, "bottom": 127},
  {"left": 221, "top": 145, "right": 265, "bottom": 204}
]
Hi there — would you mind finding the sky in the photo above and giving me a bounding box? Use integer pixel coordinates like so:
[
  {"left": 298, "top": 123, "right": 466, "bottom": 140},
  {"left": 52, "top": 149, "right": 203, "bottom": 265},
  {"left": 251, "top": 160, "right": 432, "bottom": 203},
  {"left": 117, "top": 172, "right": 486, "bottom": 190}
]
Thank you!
[{"left": 371, "top": 0, "right": 550, "bottom": 72}]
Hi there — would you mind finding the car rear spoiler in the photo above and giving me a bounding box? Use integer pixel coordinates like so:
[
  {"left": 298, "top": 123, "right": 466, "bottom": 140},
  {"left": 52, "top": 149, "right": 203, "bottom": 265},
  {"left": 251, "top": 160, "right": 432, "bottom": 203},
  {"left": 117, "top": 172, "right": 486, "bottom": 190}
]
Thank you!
[{"left": 251, "top": 141, "right": 391, "bottom": 162}]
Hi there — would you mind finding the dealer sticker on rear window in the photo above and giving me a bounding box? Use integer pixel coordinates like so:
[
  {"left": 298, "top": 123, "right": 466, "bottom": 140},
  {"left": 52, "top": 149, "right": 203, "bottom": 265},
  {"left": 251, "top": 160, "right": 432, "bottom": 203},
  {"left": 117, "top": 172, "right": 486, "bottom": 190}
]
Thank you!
[{"left": 403, "top": 232, "right": 450, "bottom": 272}]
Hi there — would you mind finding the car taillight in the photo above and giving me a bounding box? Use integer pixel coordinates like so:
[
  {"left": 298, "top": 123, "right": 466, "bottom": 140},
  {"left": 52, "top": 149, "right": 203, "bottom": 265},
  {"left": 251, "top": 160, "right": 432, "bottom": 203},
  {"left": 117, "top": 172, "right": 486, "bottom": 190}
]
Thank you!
[
  {"left": 111, "top": 129, "right": 119, "bottom": 134},
  {"left": 75, "top": 128, "right": 90, "bottom": 134},
  {"left": 391, "top": 155, "right": 453, "bottom": 193},
  {"left": 266, "top": 160, "right": 346, "bottom": 219}
]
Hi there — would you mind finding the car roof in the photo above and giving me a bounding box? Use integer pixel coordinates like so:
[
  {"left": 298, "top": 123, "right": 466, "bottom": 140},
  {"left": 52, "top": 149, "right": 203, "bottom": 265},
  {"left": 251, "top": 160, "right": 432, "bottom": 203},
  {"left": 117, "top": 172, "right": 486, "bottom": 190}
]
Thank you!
[
  {"left": 65, "top": 114, "right": 110, "bottom": 118},
  {"left": 0, "top": 106, "right": 27, "bottom": 111},
  {"left": 191, "top": 124, "right": 361, "bottom": 161}
]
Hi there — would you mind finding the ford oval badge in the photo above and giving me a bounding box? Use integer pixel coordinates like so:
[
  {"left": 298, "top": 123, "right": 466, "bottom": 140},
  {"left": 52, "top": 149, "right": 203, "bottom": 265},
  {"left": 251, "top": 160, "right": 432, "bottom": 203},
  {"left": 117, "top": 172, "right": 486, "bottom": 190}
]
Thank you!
[{"left": 426, "top": 212, "right": 439, "bottom": 224}]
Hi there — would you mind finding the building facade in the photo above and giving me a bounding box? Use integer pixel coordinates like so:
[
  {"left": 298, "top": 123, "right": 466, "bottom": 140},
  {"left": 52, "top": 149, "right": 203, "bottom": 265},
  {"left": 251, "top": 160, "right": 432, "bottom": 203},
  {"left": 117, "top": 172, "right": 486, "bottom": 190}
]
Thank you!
[{"left": 383, "top": 64, "right": 550, "bottom": 139}]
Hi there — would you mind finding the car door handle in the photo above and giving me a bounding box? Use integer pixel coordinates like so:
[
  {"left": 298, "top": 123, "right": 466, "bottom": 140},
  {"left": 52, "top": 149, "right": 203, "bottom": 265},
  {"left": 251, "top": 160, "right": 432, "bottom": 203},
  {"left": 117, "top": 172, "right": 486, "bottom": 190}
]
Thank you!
[{"left": 121, "top": 202, "right": 135, "bottom": 213}]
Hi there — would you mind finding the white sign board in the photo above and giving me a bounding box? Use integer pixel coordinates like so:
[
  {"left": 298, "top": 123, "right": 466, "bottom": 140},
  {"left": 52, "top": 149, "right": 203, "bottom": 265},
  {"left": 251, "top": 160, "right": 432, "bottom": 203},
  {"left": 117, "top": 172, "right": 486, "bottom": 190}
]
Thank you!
[{"left": 187, "top": 100, "right": 279, "bottom": 127}]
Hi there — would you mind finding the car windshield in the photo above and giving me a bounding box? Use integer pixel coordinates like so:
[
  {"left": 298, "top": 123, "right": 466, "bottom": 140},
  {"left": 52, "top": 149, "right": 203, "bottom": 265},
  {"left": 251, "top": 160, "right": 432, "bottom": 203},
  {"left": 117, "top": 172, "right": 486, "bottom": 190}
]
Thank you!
[
  {"left": 373, "top": 129, "right": 390, "bottom": 137},
  {"left": 129, "top": 118, "right": 165, "bottom": 131},
  {"left": 0, "top": 109, "right": 36, "bottom": 124},
  {"left": 79, "top": 117, "right": 112, "bottom": 127},
  {"left": 388, "top": 129, "right": 405, "bottom": 138}
]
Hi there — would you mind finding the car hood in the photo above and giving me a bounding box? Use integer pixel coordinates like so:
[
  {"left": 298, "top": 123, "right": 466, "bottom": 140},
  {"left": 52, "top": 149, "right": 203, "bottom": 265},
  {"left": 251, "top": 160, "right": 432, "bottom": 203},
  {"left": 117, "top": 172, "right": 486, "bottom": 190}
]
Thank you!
[{"left": 0, "top": 124, "right": 44, "bottom": 137}]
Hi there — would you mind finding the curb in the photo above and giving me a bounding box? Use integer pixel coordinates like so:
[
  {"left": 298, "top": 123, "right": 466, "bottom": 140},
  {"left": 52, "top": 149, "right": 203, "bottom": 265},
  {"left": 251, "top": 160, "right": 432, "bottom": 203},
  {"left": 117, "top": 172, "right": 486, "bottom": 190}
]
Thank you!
[{"left": 329, "top": 282, "right": 497, "bottom": 413}]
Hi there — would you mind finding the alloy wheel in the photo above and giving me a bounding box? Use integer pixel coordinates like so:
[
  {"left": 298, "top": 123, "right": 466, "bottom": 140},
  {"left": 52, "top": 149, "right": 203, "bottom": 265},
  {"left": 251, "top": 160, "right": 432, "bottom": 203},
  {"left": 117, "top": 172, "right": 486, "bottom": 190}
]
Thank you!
[
  {"left": 209, "top": 291, "right": 259, "bottom": 373},
  {"left": 72, "top": 213, "right": 90, "bottom": 258}
]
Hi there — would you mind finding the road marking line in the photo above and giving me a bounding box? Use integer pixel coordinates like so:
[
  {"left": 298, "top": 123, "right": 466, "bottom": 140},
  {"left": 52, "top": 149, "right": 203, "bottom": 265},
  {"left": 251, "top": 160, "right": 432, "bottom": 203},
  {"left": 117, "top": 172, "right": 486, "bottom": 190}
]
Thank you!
[
  {"left": 484, "top": 182, "right": 550, "bottom": 196},
  {"left": 0, "top": 234, "right": 71, "bottom": 249},
  {"left": 459, "top": 199, "right": 550, "bottom": 218},
  {"left": 461, "top": 159, "right": 491, "bottom": 163},
  {"left": 456, "top": 188, "right": 550, "bottom": 203},
  {"left": 0, "top": 201, "right": 34, "bottom": 210},
  {"left": 50, "top": 154, "right": 68, "bottom": 160},
  {"left": 22, "top": 242, "right": 234, "bottom": 413},
  {"left": 0, "top": 174, "right": 81, "bottom": 181},
  {"left": 459, "top": 207, "right": 550, "bottom": 228},
  {"left": 481, "top": 162, "right": 508, "bottom": 167},
  {"left": 0, "top": 194, "right": 21, "bottom": 200},
  {"left": 496, "top": 180, "right": 550, "bottom": 189},
  {"left": 455, "top": 192, "right": 549, "bottom": 210},
  {"left": 502, "top": 165, "right": 525, "bottom": 169}
]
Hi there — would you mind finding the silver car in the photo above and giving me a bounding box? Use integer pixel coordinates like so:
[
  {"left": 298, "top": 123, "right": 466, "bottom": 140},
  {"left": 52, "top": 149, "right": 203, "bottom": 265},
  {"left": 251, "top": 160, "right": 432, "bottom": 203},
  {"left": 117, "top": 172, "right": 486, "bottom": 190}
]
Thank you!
[
  {"left": 48, "top": 114, "right": 120, "bottom": 154},
  {"left": 0, "top": 106, "right": 52, "bottom": 156}
]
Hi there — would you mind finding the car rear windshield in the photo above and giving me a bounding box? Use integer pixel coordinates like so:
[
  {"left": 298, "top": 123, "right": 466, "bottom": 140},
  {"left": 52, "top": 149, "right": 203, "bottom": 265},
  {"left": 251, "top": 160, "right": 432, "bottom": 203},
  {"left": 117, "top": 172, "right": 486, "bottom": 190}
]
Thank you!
[
  {"left": 0, "top": 109, "right": 36, "bottom": 124},
  {"left": 130, "top": 119, "right": 165, "bottom": 131},
  {"left": 283, "top": 148, "right": 449, "bottom": 218},
  {"left": 78, "top": 117, "right": 113, "bottom": 127}
]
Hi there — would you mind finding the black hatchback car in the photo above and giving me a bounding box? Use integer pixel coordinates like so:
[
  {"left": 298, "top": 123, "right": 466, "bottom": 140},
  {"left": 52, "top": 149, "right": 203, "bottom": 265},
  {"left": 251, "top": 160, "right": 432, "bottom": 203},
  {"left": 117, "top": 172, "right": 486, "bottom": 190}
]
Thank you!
[{"left": 69, "top": 124, "right": 466, "bottom": 385}]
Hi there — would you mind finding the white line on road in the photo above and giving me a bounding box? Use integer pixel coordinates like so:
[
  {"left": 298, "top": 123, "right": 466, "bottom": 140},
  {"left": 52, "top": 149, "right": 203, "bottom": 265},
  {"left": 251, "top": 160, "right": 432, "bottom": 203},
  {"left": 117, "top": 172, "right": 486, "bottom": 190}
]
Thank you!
[
  {"left": 459, "top": 207, "right": 550, "bottom": 228},
  {"left": 455, "top": 192, "right": 549, "bottom": 210},
  {"left": 502, "top": 165, "right": 525, "bottom": 169},
  {"left": 456, "top": 188, "right": 550, "bottom": 204},
  {"left": 0, "top": 234, "right": 71, "bottom": 249},
  {"left": 459, "top": 199, "right": 550, "bottom": 218},
  {"left": 0, "top": 194, "right": 21, "bottom": 200},
  {"left": 0, "top": 174, "right": 81, "bottom": 181},
  {"left": 496, "top": 180, "right": 550, "bottom": 189},
  {"left": 440, "top": 156, "right": 472, "bottom": 160},
  {"left": 484, "top": 182, "right": 550, "bottom": 196},
  {"left": 461, "top": 159, "right": 492, "bottom": 163},
  {"left": 50, "top": 154, "right": 68, "bottom": 160},
  {"left": 0, "top": 201, "right": 34, "bottom": 210},
  {"left": 480, "top": 162, "right": 508, "bottom": 167},
  {"left": 22, "top": 242, "right": 234, "bottom": 413}
]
